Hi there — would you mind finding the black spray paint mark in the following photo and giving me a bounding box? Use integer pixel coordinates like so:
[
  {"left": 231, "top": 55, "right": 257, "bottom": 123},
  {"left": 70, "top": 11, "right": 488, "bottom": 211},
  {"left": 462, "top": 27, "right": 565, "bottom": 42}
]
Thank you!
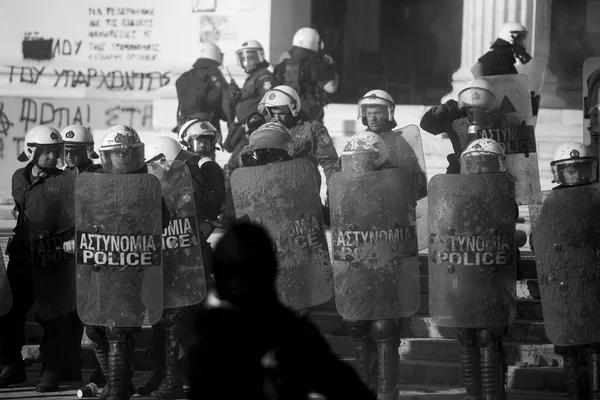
[{"left": 22, "top": 38, "right": 54, "bottom": 60}]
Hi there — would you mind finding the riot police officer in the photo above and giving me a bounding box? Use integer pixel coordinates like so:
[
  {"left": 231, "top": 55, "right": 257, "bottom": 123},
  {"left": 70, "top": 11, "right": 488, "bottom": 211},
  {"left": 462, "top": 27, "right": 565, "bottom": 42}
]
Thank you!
[
  {"left": 273, "top": 27, "right": 339, "bottom": 122},
  {"left": 239, "top": 121, "right": 294, "bottom": 167},
  {"left": 472, "top": 22, "right": 531, "bottom": 78},
  {"left": 257, "top": 85, "right": 339, "bottom": 185},
  {"left": 60, "top": 124, "right": 102, "bottom": 173},
  {"left": 530, "top": 142, "right": 599, "bottom": 400}
]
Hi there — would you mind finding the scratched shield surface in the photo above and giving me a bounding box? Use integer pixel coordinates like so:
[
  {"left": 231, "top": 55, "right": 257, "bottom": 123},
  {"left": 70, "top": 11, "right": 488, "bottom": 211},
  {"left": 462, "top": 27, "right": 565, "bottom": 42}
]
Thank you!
[
  {"left": 148, "top": 160, "right": 206, "bottom": 308},
  {"left": 230, "top": 158, "right": 333, "bottom": 310},
  {"left": 480, "top": 74, "right": 540, "bottom": 205},
  {"left": 380, "top": 125, "right": 429, "bottom": 250},
  {"left": 535, "top": 186, "right": 600, "bottom": 346},
  {"left": 75, "top": 173, "right": 163, "bottom": 327},
  {"left": 26, "top": 172, "right": 76, "bottom": 320},
  {"left": 0, "top": 244, "right": 12, "bottom": 317},
  {"left": 428, "top": 173, "right": 517, "bottom": 328},
  {"left": 516, "top": 57, "right": 548, "bottom": 97},
  {"left": 527, "top": 190, "right": 551, "bottom": 250},
  {"left": 329, "top": 168, "right": 419, "bottom": 320}
]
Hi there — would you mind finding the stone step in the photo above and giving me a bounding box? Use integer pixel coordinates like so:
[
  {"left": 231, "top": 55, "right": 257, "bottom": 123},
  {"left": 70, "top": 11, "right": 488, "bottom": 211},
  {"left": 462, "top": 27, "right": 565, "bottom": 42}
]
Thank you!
[
  {"left": 341, "top": 355, "right": 565, "bottom": 390},
  {"left": 327, "top": 336, "right": 559, "bottom": 366},
  {"left": 310, "top": 313, "right": 550, "bottom": 344}
]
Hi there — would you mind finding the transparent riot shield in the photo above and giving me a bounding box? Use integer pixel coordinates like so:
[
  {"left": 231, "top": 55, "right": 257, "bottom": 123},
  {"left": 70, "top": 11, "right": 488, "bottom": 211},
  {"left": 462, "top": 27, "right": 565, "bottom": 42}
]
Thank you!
[
  {"left": 516, "top": 57, "right": 547, "bottom": 123},
  {"left": 479, "top": 74, "right": 541, "bottom": 205},
  {"left": 147, "top": 160, "right": 206, "bottom": 308},
  {"left": 329, "top": 167, "right": 420, "bottom": 320},
  {"left": 527, "top": 190, "right": 551, "bottom": 251},
  {"left": 75, "top": 173, "right": 163, "bottom": 327},
  {"left": 27, "top": 172, "right": 77, "bottom": 321},
  {"left": 230, "top": 158, "right": 333, "bottom": 310},
  {"left": 380, "top": 125, "right": 429, "bottom": 250},
  {"left": 0, "top": 244, "right": 11, "bottom": 317},
  {"left": 535, "top": 186, "right": 600, "bottom": 346},
  {"left": 428, "top": 173, "right": 517, "bottom": 328}
]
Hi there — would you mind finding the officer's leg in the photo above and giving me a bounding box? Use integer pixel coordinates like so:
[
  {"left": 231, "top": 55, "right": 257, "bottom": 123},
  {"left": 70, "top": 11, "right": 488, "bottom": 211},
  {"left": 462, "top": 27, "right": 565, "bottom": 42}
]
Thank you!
[
  {"left": 135, "top": 322, "right": 166, "bottom": 395},
  {"left": 371, "top": 319, "right": 400, "bottom": 400},
  {"left": 86, "top": 325, "right": 113, "bottom": 400},
  {"left": 457, "top": 328, "right": 481, "bottom": 399},
  {"left": 59, "top": 310, "right": 83, "bottom": 381},
  {"left": 106, "top": 327, "right": 135, "bottom": 400},
  {"left": 588, "top": 344, "right": 600, "bottom": 400},
  {"left": 35, "top": 314, "right": 66, "bottom": 392},
  {"left": 494, "top": 327, "right": 508, "bottom": 400},
  {"left": 346, "top": 320, "right": 374, "bottom": 390},
  {"left": 477, "top": 328, "right": 504, "bottom": 400},
  {"left": 150, "top": 309, "right": 184, "bottom": 399},
  {"left": 0, "top": 255, "right": 33, "bottom": 388}
]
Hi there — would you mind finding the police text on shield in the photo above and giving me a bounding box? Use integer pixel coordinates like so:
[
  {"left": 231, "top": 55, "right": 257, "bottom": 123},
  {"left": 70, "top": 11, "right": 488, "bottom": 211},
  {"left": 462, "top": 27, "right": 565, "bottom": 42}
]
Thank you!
[
  {"left": 78, "top": 232, "right": 160, "bottom": 267},
  {"left": 435, "top": 233, "right": 513, "bottom": 266}
]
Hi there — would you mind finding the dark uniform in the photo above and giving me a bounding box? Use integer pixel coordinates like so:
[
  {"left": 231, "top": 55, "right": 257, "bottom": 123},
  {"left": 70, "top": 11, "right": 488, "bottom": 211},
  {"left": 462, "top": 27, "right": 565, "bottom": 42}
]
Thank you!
[
  {"left": 0, "top": 164, "right": 62, "bottom": 387},
  {"left": 476, "top": 39, "right": 519, "bottom": 76},
  {"left": 175, "top": 58, "right": 235, "bottom": 134},
  {"left": 273, "top": 46, "right": 337, "bottom": 122}
]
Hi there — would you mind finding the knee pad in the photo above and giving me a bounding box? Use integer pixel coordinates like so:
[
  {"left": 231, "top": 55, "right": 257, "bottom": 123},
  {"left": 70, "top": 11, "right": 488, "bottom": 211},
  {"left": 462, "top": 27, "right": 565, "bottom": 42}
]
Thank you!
[
  {"left": 476, "top": 328, "right": 499, "bottom": 347},
  {"left": 457, "top": 328, "right": 478, "bottom": 346},
  {"left": 161, "top": 309, "right": 183, "bottom": 329},
  {"left": 106, "top": 327, "right": 129, "bottom": 343},
  {"left": 345, "top": 320, "right": 371, "bottom": 341},
  {"left": 85, "top": 325, "right": 107, "bottom": 344},
  {"left": 371, "top": 319, "right": 399, "bottom": 342}
]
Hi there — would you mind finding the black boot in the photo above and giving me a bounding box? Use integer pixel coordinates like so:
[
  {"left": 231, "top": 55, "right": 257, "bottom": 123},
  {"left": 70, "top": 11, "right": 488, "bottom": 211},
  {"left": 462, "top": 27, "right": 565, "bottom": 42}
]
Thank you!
[
  {"left": 105, "top": 339, "right": 129, "bottom": 400},
  {"left": 136, "top": 322, "right": 166, "bottom": 395},
  {"left": 85, "top": 326, "right": 110, "bottom": 400},
  {"left": 563, "top": 352, "right": 584, "bottom": 400},
  {"left": 59, "top": 311, "right": 83, "bottom": 381},
  {"left": 151, "top": 320, "right": 184, "bottom": 399},
  {"left": 457, "top": 328, "right": 481, "bottom": 400},
  {"left": 36, "top": 316, "right": 63, "bottom": 392},
  {"left": 346, "top": 320, "right": 376, "bottom": 392},
  {"left": 478, "top": 329, "right": 501, "bottom": 400},
  {"left": 588, "top": 348, "right": 600, "bottom": 400},
  {"left": 372, "top": 320, "right": 399, "bottom": 400}
]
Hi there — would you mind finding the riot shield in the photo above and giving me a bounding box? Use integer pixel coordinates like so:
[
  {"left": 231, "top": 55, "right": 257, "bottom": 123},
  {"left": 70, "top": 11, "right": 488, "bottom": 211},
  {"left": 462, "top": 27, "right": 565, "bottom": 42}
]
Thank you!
[
  {"left": 148, "top": 160, "right": 206, "bottom": 309},
  {"left": 535, "top": 186, "right": 600, "bottom": 345},
  {"left": 329, "top": 168, "right": 420, "bottom": 320},
  {"left": 527, "top": 190, "right": 551, "bottom": 250},
  {"left": 428, "top": 173, "right": 517, "bottom": 328},
  {"left": 230, "top": 158, "right": 333, "bottom": 310},
  {"left": 75, "top": 173, "right": 163, "bottom": 327},
  {"left": 27, "top": 172, "right": 76, "bottom": 321},
  {"left": 479, "top": 74, "right": 541, "bottom": 205},
  {"left": 0, "top": 244, "right": 11, "bottom": 317},
  {"left": 583, "top": 57, "right": 600, "bottom": 140},
  {"left": 516, "top": 57, "right": 548, "bottom": 98}
]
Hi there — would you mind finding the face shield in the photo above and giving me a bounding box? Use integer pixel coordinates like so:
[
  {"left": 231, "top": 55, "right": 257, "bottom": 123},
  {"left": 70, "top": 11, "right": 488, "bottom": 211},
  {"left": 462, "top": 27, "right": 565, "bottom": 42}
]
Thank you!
[
  {"left": 33, "top": 144, "right": 64, "bottom": 169},
  {"left": 551, "top": 159, "right": 597, "bottom": 186},
  {"left": 255, "top": 148, "right": 289, "bottom": 165},
  {"left": 64, "top": 144, "right": 92, "bottom": 168},
  {"left": 99, "top": 144, "right": 145, "bottom": 174},
  {"left": 188, "top": 136, "right": 215, "bottom": 157},
  {"left": 237, "top": 48, "right": 265, "bottom": 73}
]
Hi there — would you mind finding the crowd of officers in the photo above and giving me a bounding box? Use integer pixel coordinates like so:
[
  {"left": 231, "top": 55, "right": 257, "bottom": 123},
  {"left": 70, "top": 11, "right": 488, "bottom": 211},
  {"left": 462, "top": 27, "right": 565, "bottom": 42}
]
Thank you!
[{"left": 0, "top": 23, "right": 597, "bottom": 400}]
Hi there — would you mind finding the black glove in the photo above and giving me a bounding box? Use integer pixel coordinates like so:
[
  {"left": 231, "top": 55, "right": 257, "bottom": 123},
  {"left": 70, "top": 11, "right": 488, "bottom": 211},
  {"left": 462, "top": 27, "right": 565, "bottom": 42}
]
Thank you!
[
  {"left": 432, "top": 99, "right": 463, "bottom": 120},
  {"left": 230, "top": 79, "right": 242, "bottom": 101}
]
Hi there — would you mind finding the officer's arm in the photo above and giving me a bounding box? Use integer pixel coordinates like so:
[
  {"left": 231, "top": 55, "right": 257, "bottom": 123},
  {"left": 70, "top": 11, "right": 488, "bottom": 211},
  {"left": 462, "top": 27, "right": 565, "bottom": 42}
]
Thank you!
[
  {"left": 419, "top": 105, "right": 456, "bottom": 136},
  {"left": 257, "top": 72, "right": 278, "bottom": 98},
  {"left": 311, "top": 59, "right": 337, "bottom": 92},
  {"left": 199, "top": 163, "right": 226, "bottom": 220},
  {"left": 311, "top": 122, "right": 339, "bottom": 183}
]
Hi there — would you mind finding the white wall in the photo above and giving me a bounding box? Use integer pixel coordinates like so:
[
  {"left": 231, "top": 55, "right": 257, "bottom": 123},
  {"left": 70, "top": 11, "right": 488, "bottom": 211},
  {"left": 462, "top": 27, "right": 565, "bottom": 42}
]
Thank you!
[{"left": 0, "top": 0, "right": 278, "bottom": 198}]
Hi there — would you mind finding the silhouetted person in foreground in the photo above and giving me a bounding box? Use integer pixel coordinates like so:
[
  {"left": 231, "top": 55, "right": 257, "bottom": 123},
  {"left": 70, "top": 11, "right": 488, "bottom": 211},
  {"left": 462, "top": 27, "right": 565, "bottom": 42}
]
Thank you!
[{"left": 187, "top": 222, "right": 376, "bottom": 400}]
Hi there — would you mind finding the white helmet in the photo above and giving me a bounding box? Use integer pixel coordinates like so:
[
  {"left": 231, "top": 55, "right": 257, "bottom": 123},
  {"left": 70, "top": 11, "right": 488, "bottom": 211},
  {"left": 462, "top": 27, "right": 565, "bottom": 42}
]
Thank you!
[
  {"left": 258, "top": 85, "right": 302, "bottom": 117},
  {"left": 460, "top": 138, "right": 506, "bottom": 174},
  {"left": 249, "top": 122, "right": 293, "bottom": 152},
  {"left": 145, "top": 136, "right": 183, "bottom": 162},
  {"left": 551, "top": 142, "right": 597, "bottom": 186},
  {"left": 458, "top": 79, "right": 497, "bottom": 111},
  {"left": 357, "top": 90, "right": 395, "bottom": 122},
  {"left": 198, "top": 42, "right": 223, "bottom": 65},
  {"left": 98, "top": 125, "right": 145, "bottom": 174},
  {"left": 292, "top": 27, "right": 322, "bottom": 52},
  {"left": 18, "top": 125, "right": 63, "bottom": 163},
  {"left": 341, "top": 131, "right": 389, "bottom": 172},
  {"left": 60, "top": 124, "right": 99, "bottom": 159},
  {"left": 179, "top": 119, "right": 222, "bottom": 152},
  {"left": 236, "top": 40, "right": 266, "bottom": 72},
  {"left": 498, "top": 21, "right": 528, "bottom": 45}
]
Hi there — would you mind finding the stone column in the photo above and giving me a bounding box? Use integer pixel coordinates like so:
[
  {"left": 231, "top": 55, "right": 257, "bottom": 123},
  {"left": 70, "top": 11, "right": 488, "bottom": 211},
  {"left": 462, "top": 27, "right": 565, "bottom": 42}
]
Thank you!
[{"left": 441, "top": 0, "right": 562, "bottom": 106}]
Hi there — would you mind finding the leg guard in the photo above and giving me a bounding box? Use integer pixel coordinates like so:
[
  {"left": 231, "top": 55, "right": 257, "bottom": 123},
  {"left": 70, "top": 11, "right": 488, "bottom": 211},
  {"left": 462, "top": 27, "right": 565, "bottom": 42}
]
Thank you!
[
  {"left": 556, "top": 345, "right": 584, "bottom": 400},
  {"left": 151, "top": 310, "right": 184, "bottom": 399},
  {"left": 457, "top": 328, "right": 481, "bottom": 399},
  {"left": 136, "top": 322, "right": 166, "bottom": 395},
  {"left": 106, "top": 328, "right": 134, "bottom": 400},
  {"left": 588, "top": 347, "right": 600, "bottom": 400},
  {"left": 86, "top": 325, "right": 111, "bottom": 400},
  {"left": 346, "top": 320, "right": 374, "bottom": 389},
  {"left": 371, "top": 319, "right": 400, "bottom": 399},
  {"left": 477, "top": 328, "right": 502, "bottom": 400}
]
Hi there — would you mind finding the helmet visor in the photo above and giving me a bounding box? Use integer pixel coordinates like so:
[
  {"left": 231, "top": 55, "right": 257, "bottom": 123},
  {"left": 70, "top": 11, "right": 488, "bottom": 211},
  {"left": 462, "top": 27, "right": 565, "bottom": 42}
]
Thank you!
[
  {"left": 460, "top": 153, "right": 506, "bottom": 174},
  {"left": 33, "top": 144, "right": 64, "bottom": 168},
  {"left": 551, "top": 159, "right": 597, "bottom": 186},
  {"left": 99, "top": 145, "right": 145, "bottom": 174},
  {"left": 236, "top": 49, "right": 264, "bottom": 71}
]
